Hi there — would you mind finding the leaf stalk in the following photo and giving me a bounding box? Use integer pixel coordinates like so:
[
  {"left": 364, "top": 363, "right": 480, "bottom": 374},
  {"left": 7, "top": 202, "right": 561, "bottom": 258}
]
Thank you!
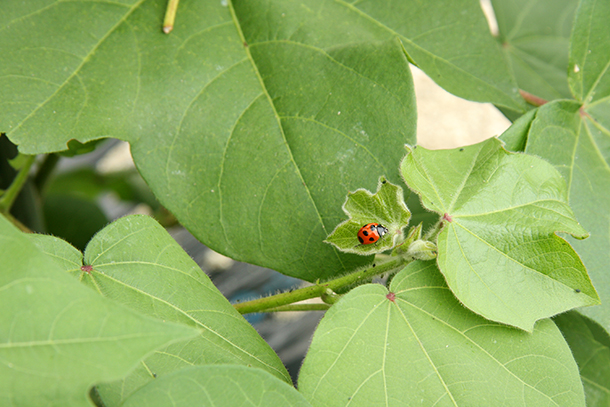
[
  {"left": 0, "top": 154, "right": 36, "bottom": 214},
  {"left": 233, "top": 256, "right": 408, "bottom": 314}
]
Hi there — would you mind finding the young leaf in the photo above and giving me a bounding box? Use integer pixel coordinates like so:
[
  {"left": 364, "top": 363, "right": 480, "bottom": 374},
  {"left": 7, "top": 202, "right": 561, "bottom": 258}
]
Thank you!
[
  {"left": 121, "top": 365, "right": 312, "bottom": 407},
  {"left": 554, "top": 311, "right": 610, "bottom": 406},
  {"left": 400, "top": 138, "right": 599, "bottom": 331},
  {"left": 30, "top": 215, "right": 291, "bottom": 406},
  {"left": 0, "top": 215, "right": 199, "bottom": 407},
  {"left": 325, "top": 177, "right": 410, "bottom": 255},
  {"left": 298, "top": 261, "right": 586, "bottom": 407},
  {"left": 520, "top": 100, "right": 610, "bottom": 334}
]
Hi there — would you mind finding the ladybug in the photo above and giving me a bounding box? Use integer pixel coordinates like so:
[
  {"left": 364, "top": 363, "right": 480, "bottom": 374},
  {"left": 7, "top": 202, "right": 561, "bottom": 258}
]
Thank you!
[{"left": 357, "top": 223, "right": 388, "bottom": 245}]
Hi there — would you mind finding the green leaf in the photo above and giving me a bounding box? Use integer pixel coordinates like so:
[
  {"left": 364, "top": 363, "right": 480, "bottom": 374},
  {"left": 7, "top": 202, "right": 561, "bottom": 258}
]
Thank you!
[
  {"left": 121, "top": 365, "right": 312, "bottom": 407},
  {"left": 554, "top": 311, "right": 610, "bottom": 407},
  {"left": 1, "top": 0, "right": 523, "bottom": 282},
  {"left": 521, "top": 99, "right": 610, "bottom": 333},
  {"left": 31, "top": 215, "right": 291, "bottom": 405},
  {"left": 492, "top": 0, "right": 578, "bottom": 101},
  {"left": 499, "top": 108, "right": 537, "bottom": 152},
  {"left": 234, "top": 0, "right": 525, "bottom": 110},
  {"left": 298, "top": 261, "right": 585, "bottom": 407},
  {"left": 325, "top": 177, "right": 410, "bottom": 255},
  {"left": 568, "top": 0, "right": 610, "bottom": 104},
  {"left": 29, "top": 233, "right": 83, "bottom": 272},
  {"left": 43, "top": 194, "right": 109, "bottom": 251},
  {"left": 400, "top": 138, "right": 599, "bottom": 331},
  {"left": 0, "top": 215, "right": 199, "bottom": 407}
]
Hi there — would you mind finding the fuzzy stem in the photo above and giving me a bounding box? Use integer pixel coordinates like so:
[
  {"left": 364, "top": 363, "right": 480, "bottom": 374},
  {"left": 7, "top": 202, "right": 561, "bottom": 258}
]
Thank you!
[
  {"left": 233, "top": 256, "right": 408, "bottom": 314},
  {"left": 0, "top": 155, "right": 36, "bottom": 214},
  {"left": 424, "top": 220, "right": 444, "bottom": 242},
  {"left": 259, "top": 303, "right": 331, "bottom": 312}
]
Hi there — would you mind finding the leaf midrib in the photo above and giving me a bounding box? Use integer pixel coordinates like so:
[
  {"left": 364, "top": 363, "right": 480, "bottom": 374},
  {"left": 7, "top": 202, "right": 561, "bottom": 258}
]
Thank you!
[
  {"left": 228, "top": 2, "right": 346, "bottom": 272},
  {"left": 453, "top": 221, "right": 595, "bottom": 300},
  {"left": 393, "top": 294, "right": 565, "bottom": 406},
  {"left": 88, "top": 269, "right": 289, "bottom": 379}
]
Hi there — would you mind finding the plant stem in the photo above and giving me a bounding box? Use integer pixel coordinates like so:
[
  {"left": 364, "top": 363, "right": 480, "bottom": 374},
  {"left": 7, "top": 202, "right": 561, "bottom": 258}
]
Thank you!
[
  {"left": 260, "top": 303, "right": 331, "bottom": 312},
  {"left": 233, "top": 256, "right": 408, "bottom": 314},
  {"left": 0, "top": 154, "right": 36, "bottom": 214},
  {"left": 163, "top": 0, "right": 180, "bottom": 34},
  {"left": 424, "top": 219, "right": 444, "bottom": 242}
]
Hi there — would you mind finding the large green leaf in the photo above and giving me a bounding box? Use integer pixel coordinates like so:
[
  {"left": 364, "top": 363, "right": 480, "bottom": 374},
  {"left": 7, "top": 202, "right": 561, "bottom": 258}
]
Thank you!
[
  {"left": 298, "top": 261, "right": 585, "bottom": 407},
  {"left": 400, "top": 137, "right": 599, "bottom": 331},
  {"left": 122, "top": 365, "right": 312, "bottom": 407},
  {"left": 554, "top": 311, "right": 610, "bottom": 407},
  {"left": 517, "top": 100, "right": 610, "bottom": 332},
  {"left": 30, "top": 215, "right": 290, "bottom": 406},
  {"left": 492, "top": 0, "right": 578, "bottom": 101},
  {"left": 233, "top": 0, "right": 524, "bottom": 111},
  {"left": 1, "top": 0, "right": 527, "bottom": 282},
  {"left": 0, "top": 215, "right": 199, "bottom": 407}
]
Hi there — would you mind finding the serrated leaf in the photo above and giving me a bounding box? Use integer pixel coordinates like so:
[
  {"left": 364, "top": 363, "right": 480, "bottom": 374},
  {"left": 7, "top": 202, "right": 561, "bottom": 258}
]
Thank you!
[
  {"left": 121, "top": 365, "right": 312, "bottom": 407},
  {"left": 325, "top": 177, "right": 410, "bottom": 255},
  {"left": 492, "top": 0, "right": 578, "bottom": 101},
  {"left": 298, "top": 261, "right": 585, "bottom": 407},
  {"left": 0, "top": 215, "right": 199, "bottom": 407},
  {"left": 520, "top": 99, "right": 610, "bottom": 333},
  {"left": 554, "top": 311, "right": 610, "bottom": 407},
  {"left": 30, "top": 215, "right": 290, "bottom": 406},
  {"left": 568, "top": 0, "right": 610, "bottom": 104},
  {"left": 400, "top": 138, "right": 599, "bottom": 331}
]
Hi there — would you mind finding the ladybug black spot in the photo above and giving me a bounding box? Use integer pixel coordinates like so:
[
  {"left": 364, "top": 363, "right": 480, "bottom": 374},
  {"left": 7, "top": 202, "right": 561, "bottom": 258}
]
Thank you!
[
  {"left": 358, "top": 236, "right": 364, "bottom": 244},
  {"left": 363, "top": 230, "right": 369, "bottom": 236},
  {"left": 369, "top": 237, "right": 375, "bottom": 242}
]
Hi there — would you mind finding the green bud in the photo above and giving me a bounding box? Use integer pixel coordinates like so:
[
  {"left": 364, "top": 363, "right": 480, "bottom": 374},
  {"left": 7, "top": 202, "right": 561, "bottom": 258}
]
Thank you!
[{"left": 406, "top": 239, "right": 437, "bottom": 260}]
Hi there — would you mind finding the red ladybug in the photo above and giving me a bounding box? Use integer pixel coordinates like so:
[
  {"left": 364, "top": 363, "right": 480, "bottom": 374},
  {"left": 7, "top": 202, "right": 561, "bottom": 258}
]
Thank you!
[{"left": 357, "top": 223, "right": 388, "bottom": 245}]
